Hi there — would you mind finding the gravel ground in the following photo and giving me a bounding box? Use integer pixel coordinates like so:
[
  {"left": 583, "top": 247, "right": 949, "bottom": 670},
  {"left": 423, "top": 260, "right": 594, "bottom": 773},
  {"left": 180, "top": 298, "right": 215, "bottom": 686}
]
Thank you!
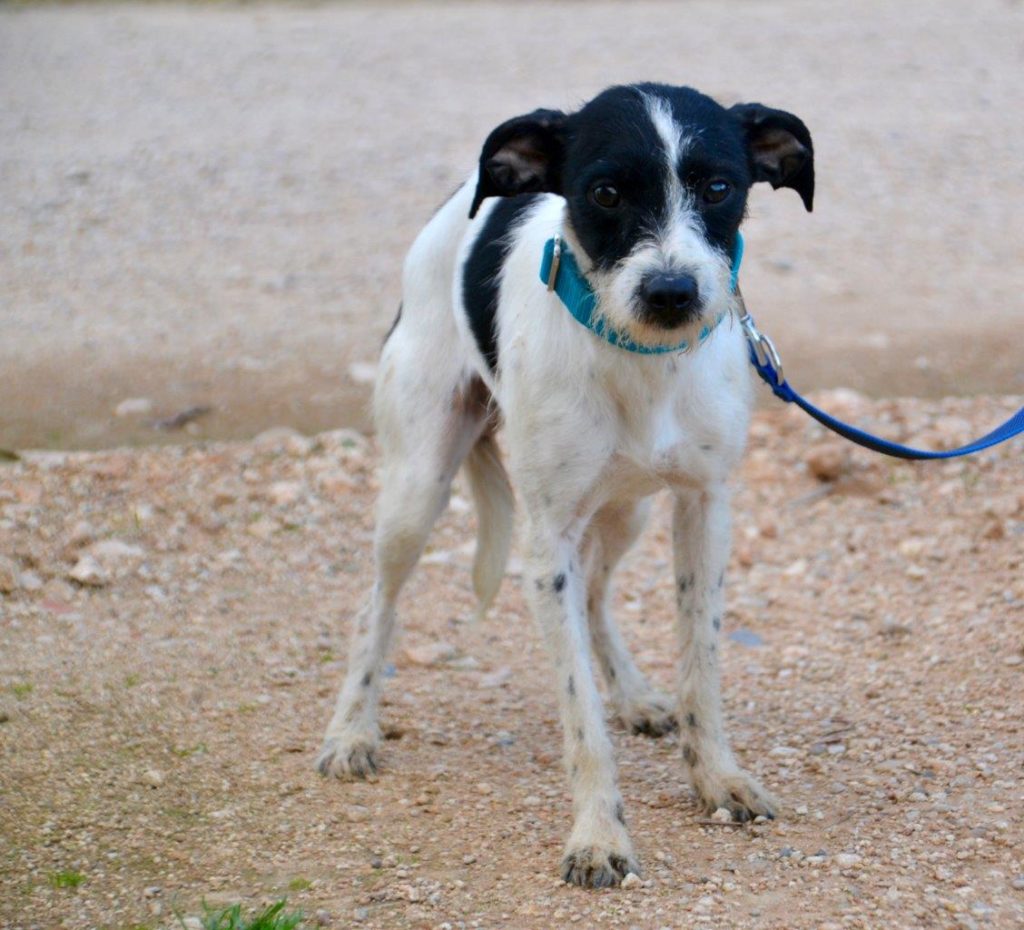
[
  {"left": 2, "top": 392, "right": 1023, "bottom": 929},
  {"left": 3, "top": 0, "right": 1024, "bottom": 450}
]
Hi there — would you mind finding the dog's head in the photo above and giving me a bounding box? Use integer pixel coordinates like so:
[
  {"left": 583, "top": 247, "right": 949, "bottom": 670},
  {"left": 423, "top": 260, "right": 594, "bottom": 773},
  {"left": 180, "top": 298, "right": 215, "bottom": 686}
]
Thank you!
[{"left": 469, "top": 83, "right": 814, "bottom": 346}]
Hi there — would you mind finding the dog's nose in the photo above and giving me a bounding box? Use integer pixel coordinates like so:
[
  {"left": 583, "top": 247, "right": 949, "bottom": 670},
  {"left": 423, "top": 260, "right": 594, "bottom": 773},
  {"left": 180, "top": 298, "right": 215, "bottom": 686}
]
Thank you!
[{"left": 639, "top": 273, "right": 700, "bottom": 326}]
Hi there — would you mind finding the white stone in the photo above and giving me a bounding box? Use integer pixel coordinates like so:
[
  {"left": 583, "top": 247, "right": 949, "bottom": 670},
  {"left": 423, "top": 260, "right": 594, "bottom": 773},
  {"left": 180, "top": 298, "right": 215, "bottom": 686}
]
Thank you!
[
  {"left": 89, "top": 539, "right": 144, "bottom": 564},
  {"left": 114, "top": 397, "right": 153, "bottom": 418},
  {"left": 621, "top": 872, "right": 642, "bottom": 889},
  {"left": 69, "top": 555, "right": 108, "bottom": 587},
  {"left": 404, "top": 642, "right": 457, "bottom": 667},
  {"left": 18, "top": 571, "right": 43, "bottom": 592}
]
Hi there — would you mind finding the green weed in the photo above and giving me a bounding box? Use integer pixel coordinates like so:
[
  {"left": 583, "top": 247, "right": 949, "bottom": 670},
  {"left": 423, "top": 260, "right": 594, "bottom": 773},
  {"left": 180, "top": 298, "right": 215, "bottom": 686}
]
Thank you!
[
  {"left": 182, "top": 899, "right": 304, "bottom": 930},
  {"left": 47, "top": 870, "right": 85, "bottom": 889}
]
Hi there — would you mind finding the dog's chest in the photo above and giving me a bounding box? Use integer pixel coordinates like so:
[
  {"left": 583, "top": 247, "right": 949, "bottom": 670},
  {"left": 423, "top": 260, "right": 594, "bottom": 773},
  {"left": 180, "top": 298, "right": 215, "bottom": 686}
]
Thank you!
[{"left": 598, "top": 346, "right": 751, "bottom": 496}]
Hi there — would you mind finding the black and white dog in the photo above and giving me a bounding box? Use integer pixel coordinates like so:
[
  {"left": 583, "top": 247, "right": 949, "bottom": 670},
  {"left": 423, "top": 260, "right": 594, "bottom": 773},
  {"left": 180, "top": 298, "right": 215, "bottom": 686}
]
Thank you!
[{"left": 318, "top": 83, "right": 814, "bottom": 888}]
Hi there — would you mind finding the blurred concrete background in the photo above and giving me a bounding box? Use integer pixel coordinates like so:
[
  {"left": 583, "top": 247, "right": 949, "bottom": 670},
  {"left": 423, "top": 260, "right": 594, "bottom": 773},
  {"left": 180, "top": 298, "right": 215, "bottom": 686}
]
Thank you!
[{"left": 2, "top": 0, "right": 1022, "bottom": 450}]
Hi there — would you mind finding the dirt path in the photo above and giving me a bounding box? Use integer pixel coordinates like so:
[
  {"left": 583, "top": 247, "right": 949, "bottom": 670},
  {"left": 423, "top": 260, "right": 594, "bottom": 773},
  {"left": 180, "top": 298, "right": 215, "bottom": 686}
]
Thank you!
[
  {"left": 2, "top": 393, "right": 1023, "bottom": 929},
  {"left": 3, "top": 0, "right": 1024, "bottom": 450}
]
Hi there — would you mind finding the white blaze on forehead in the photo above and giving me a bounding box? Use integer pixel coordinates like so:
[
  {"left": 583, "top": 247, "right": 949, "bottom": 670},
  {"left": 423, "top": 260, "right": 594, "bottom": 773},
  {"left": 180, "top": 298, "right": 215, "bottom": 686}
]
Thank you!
[{"left": 642, "top": 94, "right": 690, "bottom": 209}]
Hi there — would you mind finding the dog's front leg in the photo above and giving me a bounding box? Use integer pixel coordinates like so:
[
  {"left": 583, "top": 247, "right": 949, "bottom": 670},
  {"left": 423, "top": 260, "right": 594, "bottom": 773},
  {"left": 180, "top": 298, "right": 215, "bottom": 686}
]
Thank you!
[
  {"left": 673, "top": 485, "right": 775, "bottom": 821},
  {"left": 523, "top": 516, "right": 639, "bottom": 887}
]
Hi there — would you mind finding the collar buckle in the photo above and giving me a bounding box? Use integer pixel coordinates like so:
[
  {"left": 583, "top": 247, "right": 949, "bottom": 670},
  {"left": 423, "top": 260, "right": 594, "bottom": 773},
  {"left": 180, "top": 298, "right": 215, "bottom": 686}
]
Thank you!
[{"left": 546, "top": 235, "right": 562, "bottom": 291}]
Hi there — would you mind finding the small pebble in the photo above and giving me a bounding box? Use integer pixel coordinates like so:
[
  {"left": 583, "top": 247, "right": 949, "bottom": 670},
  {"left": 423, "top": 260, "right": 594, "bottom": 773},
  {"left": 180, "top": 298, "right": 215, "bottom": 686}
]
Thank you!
[
  {"left": 68, "top": 555, "right": 108, "bottom": 587},
  {"left": 621, "top": 872, "right": 642, "bottom": 889},
  {"left": 114, "top": 397, "right": 153, "bottom": 418},
  {"left": 0, "top": 556, "right": 17, "bottom": 594},
  {"left": 805, "top": 442, "right": 847, "bottom": 481}
]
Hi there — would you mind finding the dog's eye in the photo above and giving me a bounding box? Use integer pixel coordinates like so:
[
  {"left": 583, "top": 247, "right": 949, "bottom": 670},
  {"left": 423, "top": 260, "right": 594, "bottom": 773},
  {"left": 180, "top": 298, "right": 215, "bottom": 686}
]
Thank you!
[
  {"left": 590, "top": 184, "right": 621, "bottom": 209},
  {"left": 702, "top": 180, "right": 732, "bottom": 205}
]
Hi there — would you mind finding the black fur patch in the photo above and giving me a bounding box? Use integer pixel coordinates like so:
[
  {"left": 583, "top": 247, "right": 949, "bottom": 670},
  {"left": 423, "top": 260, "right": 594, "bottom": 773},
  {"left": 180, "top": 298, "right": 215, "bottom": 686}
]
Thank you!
[
  {"left": 560, "top": 84, "right": 752, "bottom": 272},
  {"left": 461, "top": 194, "right": 541, "bottom": 371}
]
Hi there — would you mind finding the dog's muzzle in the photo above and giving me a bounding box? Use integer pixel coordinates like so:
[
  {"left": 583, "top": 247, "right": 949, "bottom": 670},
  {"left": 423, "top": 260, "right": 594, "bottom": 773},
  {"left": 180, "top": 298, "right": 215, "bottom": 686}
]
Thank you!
[{"left": 637, "top": 272, "right": 701, "bottom": 329}]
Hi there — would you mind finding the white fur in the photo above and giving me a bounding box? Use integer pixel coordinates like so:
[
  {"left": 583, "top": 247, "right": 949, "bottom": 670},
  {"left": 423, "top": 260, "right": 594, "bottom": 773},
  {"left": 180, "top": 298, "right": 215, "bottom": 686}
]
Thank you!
[{"left": 319, "top": 136, "right": 772, "bottom": 884}]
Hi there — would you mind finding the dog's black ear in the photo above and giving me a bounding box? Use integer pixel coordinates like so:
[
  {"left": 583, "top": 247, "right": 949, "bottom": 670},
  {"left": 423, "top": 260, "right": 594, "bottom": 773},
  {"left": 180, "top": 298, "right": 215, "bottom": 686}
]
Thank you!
[
  {"left": 730, "top": 103, "right": 814, "bottom": 212},
  {"left": 468, "top": 108, "right": 568, "bottom": 218}
]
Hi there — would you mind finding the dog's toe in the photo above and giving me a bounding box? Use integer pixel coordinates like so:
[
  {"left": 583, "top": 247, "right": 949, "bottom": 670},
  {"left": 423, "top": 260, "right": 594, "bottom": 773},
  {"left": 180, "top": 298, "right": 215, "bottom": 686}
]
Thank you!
[
  {"left": 316, "top": 735, "right": 379, "bottom": 780},
  {"left": 561, "top": 847, "right": 638, "bottom": 889},
  {"left": 694, "top": 767, "right": 776, "bottom": 822},
  {"left": 618, "top": 693, "right": 678, "bottom": 739}
]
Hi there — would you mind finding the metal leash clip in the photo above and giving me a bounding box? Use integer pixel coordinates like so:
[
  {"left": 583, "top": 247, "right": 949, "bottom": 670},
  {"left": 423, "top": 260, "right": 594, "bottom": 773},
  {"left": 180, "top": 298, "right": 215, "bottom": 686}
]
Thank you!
[
  {"left": 546, "top": 235, "right": 562, "bottom": 291},
  {"left": 738, "top": 308, "right": 785, "bottom": 386}
]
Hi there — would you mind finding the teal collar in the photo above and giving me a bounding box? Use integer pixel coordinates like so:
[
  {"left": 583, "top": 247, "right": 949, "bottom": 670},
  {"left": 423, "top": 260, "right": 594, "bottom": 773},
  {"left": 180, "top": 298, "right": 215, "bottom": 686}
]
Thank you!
[{"left": 539, "top": 232, "right": 745, "bottom": 355}]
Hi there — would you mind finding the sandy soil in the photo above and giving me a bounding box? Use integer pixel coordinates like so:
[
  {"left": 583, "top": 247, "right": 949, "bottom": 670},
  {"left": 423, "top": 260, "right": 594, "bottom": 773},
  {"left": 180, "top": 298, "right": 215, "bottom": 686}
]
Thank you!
[
  {"left": 3, "top": 0, "right": 1024, "bottom": 451},
  {"left": 2, "top": 392, "right": 1023, "bottom": 929}
]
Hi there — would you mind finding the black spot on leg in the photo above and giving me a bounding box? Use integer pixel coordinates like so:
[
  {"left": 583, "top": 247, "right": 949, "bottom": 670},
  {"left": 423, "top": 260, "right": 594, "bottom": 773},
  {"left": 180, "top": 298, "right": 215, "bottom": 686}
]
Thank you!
[
  {"left": 615, "top": 801, "right": 626, "bottom": 825},
  {"left": 608, "top": 666, "right": 616, "bottom": 681},
  {"left": 700, "top": 443, "right": 713, "bottom": 452},
  {"left": 553, "top": 573, "right": 566, "bottom": 593},
  {"left": 534, "top": 578, "right": 545, "bottom": 591},
  {"left": 678, "top": 573, "right": 694, "bottom": 593},
  {"left": 576, "top": 727, "right": 584, "bottom": 741},
  {"left": 682, "top": 744, "right": 699, "bottom": 767},
  {"left": 712, "top": 615, "right": 722, "bottom": 632},
  {"left": 717, "top": 571, "right": 725, "bottom": 590},
  {"left": 361, "top": 671, "right": 373, "bottom": 687},
  {"left": 567, "top": 675, "right": 576, "bottom": 698},
  {"left": 686, "top": 713, "right": 697, "bottom": 728}
]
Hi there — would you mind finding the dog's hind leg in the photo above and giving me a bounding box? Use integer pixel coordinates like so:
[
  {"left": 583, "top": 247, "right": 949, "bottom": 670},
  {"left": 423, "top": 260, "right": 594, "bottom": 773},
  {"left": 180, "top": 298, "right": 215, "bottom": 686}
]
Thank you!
[
  {"left": 317, "top": 340, "right": 491, "bottom": 779},
  {"left": 672, "top": 485, "right": 775, "bottom": 820},
  {"left": 584, "top": 499, "right": 677, "bottom": 738}
]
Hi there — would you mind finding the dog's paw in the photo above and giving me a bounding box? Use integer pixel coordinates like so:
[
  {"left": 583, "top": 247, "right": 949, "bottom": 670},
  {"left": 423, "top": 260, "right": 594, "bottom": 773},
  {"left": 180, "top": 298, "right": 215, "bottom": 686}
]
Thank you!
[
  {"left": 691, "top": 765, "right": 776, "bottom": 822},
  {"left": 561, "top": 845, "right": 639, "bottom": 889},
  {"left": 617, "top": 692, "right": 678, "bottom": 739},
  {"left": 316, "top": 733, "right": 380, "bottom": 780}
]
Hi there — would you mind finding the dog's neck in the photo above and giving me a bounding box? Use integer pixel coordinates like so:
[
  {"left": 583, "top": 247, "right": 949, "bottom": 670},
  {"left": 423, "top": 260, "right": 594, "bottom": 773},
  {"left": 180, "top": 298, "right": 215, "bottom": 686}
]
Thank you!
[{"left": 540, "top": 230, "right": 745, "bottom": 357}]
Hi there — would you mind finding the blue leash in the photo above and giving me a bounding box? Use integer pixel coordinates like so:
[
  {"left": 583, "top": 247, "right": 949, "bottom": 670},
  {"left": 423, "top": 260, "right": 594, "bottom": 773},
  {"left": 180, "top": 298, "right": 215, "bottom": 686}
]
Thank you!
[{"left": 540, "top": 232, "right": 1024, "bottom": 460}]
